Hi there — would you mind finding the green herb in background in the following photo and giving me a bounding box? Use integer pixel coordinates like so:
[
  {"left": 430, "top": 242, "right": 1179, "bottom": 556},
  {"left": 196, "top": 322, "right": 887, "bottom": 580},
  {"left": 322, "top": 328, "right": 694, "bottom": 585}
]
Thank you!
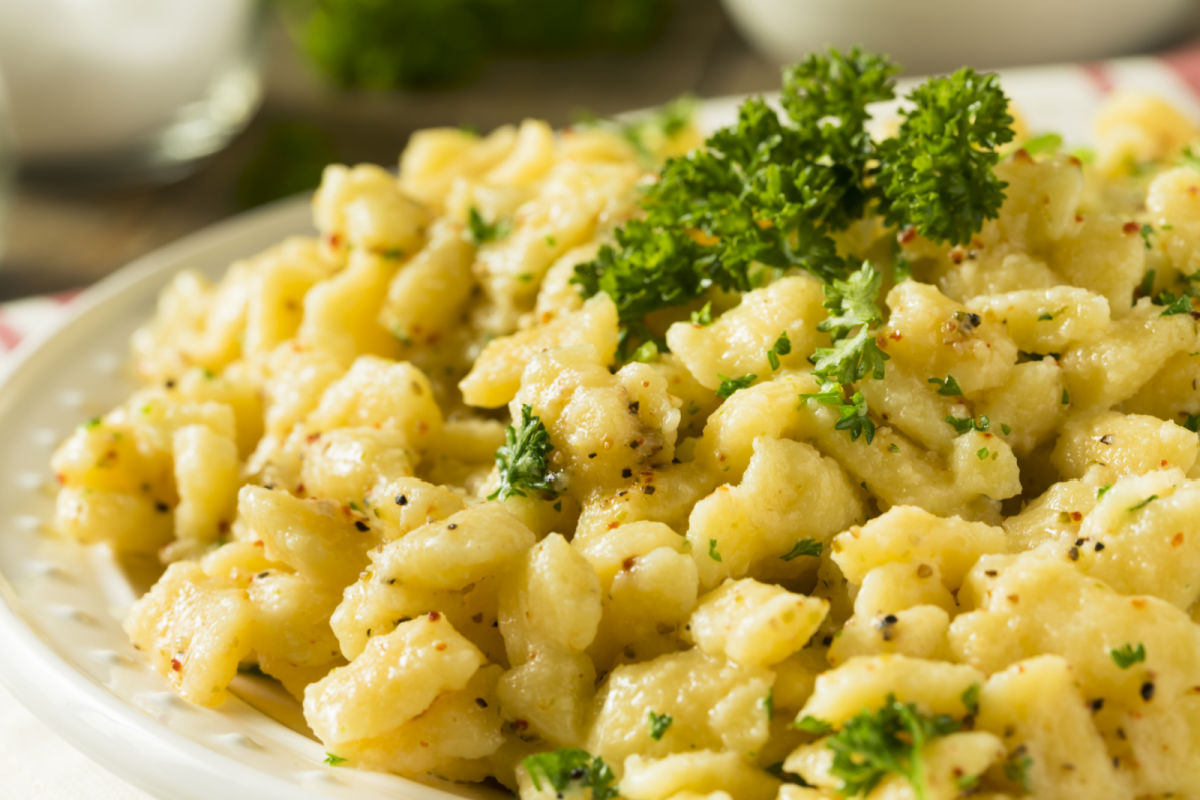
[
  {"left": 286, "top": 0, "right": 669, "bottom": 90},
  {"left": 235, "top": 121, "right": 338, "bottom": 209}
]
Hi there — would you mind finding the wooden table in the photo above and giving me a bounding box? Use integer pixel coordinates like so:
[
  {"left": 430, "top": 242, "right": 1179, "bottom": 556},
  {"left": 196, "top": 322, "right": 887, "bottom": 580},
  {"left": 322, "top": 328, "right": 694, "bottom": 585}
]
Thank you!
[{"left": 0, "top": 0, "right": 778, "bottom": 301}]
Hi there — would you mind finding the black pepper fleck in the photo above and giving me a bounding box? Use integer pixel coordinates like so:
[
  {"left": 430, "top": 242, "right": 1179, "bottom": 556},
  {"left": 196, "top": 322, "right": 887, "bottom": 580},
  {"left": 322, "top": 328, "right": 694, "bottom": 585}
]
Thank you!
[
  {"left": 395, "top": 494, "right": 408, "bottom": 506},
  {"left": 354, "top": 520, "right": 370, "bottom": 532},
  {"left": 1141, "top": 681, "right": 1155, "bottom": 701}
]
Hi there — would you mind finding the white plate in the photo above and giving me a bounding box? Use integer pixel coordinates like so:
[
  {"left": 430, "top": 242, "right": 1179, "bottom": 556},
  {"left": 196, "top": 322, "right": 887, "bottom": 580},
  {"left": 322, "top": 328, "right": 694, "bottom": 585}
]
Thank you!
[{"left": 0, "top": 58, "right": 1198, "bottom": 800}]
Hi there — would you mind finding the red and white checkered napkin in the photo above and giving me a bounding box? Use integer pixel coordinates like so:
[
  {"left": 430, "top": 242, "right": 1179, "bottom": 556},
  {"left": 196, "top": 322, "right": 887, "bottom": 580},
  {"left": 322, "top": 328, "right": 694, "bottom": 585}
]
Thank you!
[{"left": 0, "top": 291, "right": 78, "bottom": 373}]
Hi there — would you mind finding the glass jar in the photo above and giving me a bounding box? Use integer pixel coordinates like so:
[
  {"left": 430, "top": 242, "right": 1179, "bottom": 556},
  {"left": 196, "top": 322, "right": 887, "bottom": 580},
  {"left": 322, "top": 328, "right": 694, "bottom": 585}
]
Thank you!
[{"left": 0, "top": 0, "right": 264, "bottom": 185}]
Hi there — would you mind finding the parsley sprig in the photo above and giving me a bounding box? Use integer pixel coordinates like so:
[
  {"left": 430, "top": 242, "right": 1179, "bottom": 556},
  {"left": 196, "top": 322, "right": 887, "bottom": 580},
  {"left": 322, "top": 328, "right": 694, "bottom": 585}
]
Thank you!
[
  {"left": 523, "top": 748, "right": 617, "bottom": 799},
  {"left": 489, "top": 405, "right": 559, "bottom": 501},
  {"left": 798, "top": 263, "right": 889, "bottom": 442},
  {"left": 876, "top": 68, "right": 1014, "bottom": 245},
  {"left": 810, "top": 263, "right": 890, "bottom": 385},
  {"left": 826, "top": 696, "right": 961, "bottom": 800},
  {"left": 573, "top": 48, "right": 1013, "bottom": 343}
]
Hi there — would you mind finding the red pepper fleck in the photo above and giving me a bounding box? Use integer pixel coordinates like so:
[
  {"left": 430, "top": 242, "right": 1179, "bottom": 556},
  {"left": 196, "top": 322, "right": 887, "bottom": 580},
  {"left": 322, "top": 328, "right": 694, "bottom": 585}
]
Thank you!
[
  {"left": 427, "top": 611, "right": 441, "bottom": 621},
  {"left": 1123, "top": 221, "right": 1140, "bottom": 234}
]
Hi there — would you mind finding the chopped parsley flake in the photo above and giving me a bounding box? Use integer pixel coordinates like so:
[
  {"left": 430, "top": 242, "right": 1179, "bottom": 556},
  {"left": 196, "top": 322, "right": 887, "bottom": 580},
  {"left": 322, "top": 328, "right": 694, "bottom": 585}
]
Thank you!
[
  {"left": 1037, "top": 311, "right": 1054, "bottom": 321},
  {"left": 826, "top": 695, "right": 961, "bottom": 800},
  {"left": 793, "top": 715, "right": 833, "bottom": 735},
  {"left": 523, "top": 749, "right": 617, "bottom": 800},
  {"left": 489, "top": 404, "right": 558, "bottom": 501},
  {"left": 83, "top": 417, "right": 102, "bottom": 430},
  {"left": 802, "top": 382, "right": 876, "bottom": 444},
  {"left": 1111, "top": 642, "right": 1146, "bottom": 669},
  {"left": 630, "top": 340, "right": 660, "bottom": 363},
  {"left": 944, "top": 414, "right": 990, "bottom": 434},
  {"left": 324, "top": 753, "right": 347, "bottom": 766},
  {"left": 690, "top": 301, "right": 713, "bottom": 326},
  {"left": 1182, "top": 146, "right": 1200, "bottom": 171},
  {"left": 1003, "top": 749, "right": 1033, "bottom": 792},
  {"left": 1140, "top": 223, "right": 1155, "bottom": 250},
  {"left": 1157, "top": 290, "right": 1194, "bottom": 316},
  {"left": 1180, "top": 413, "right": 1200, "bottom": 433},
  {"left": 1137, "top": 269, "right": 1157, "bottom": 302},
  {"left": 762, "top": 688, "right": 775, "bottom": 721},
  {"left": 961, "top": 684, "right": 980, "bottom": 716},
  {"left": 781, "top": 538, "right": 823, "bottom": 561},
  {"left": 708, "top": 538, "right": 723, "bottom": 562},
  {"left": 1020, "top": 131, "right": 1062, "bottom": 156},
  {"left": 716, "top": 373, "right": 756, "bottom": 399},
  {"left": 1128, "top": 495, "right": 1158, "bottom": 512},
  {"left": 648, "top": 710, "right": 673, "bottom": 740},
  {"left": 927, "top": 375, "right": 963, "bottom": 396},
  {"left": 767, "top": 331, "right": 792, "bottom": 370},
  {"left": 467, "top": 206, "right": 511, "bottom": 245},
  {"left": 1000, "top": 422, "right": 1012, "bottom": 435},
  {"left": 1061, "top": 388, "right": 1071, "bottom": 405},
  {"left": 1097, "top": 484, "right": 1112, "bottom": 498},
  {"left": 976, "top": 447, "right": 989, "bottom": 460}
]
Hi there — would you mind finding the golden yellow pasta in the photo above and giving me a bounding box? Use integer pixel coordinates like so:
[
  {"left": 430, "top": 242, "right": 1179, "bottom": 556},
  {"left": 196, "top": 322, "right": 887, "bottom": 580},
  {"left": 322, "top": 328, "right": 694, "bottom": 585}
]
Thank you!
[{"left": 50, "top": 50, "right": 1200, "bottom": 800}]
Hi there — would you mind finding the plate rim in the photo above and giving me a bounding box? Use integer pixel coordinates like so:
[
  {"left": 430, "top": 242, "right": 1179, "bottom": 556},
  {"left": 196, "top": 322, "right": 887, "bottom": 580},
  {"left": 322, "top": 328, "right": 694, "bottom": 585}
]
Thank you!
[{"left": 0, "top": 196, "right": 335, "bottom": 800}]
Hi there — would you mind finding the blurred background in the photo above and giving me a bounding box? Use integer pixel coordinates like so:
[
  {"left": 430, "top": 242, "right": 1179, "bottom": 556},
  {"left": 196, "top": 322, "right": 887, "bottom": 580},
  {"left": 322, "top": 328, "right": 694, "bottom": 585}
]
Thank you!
[{"left": 0, "top": 0, "right": 1197, "bottom": 302}]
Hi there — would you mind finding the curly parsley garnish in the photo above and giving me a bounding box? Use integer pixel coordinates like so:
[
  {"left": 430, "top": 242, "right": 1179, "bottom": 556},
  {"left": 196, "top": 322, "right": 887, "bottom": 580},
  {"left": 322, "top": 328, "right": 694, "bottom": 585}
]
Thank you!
[
  {"left": 876, "top": 68, "right": 1014, "bottom": 245},
  {"left": 523, "top": 748, "right": 617, "bottom": 799},
  {"left": 826, "top": 696, "right": 961, "bottom": 800},
  {"left": 572, "top": 47, "right": 1013, "bottom": 343},
  {"left": 489, "top": 405, "right": 558, "bottom": 501}
]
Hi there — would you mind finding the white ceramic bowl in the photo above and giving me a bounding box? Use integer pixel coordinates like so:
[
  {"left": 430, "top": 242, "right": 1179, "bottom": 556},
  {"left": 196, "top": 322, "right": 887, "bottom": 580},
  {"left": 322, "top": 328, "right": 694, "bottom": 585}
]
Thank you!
[{"left": 720, "top": 0, "right": 1200, "bottom": 74}]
